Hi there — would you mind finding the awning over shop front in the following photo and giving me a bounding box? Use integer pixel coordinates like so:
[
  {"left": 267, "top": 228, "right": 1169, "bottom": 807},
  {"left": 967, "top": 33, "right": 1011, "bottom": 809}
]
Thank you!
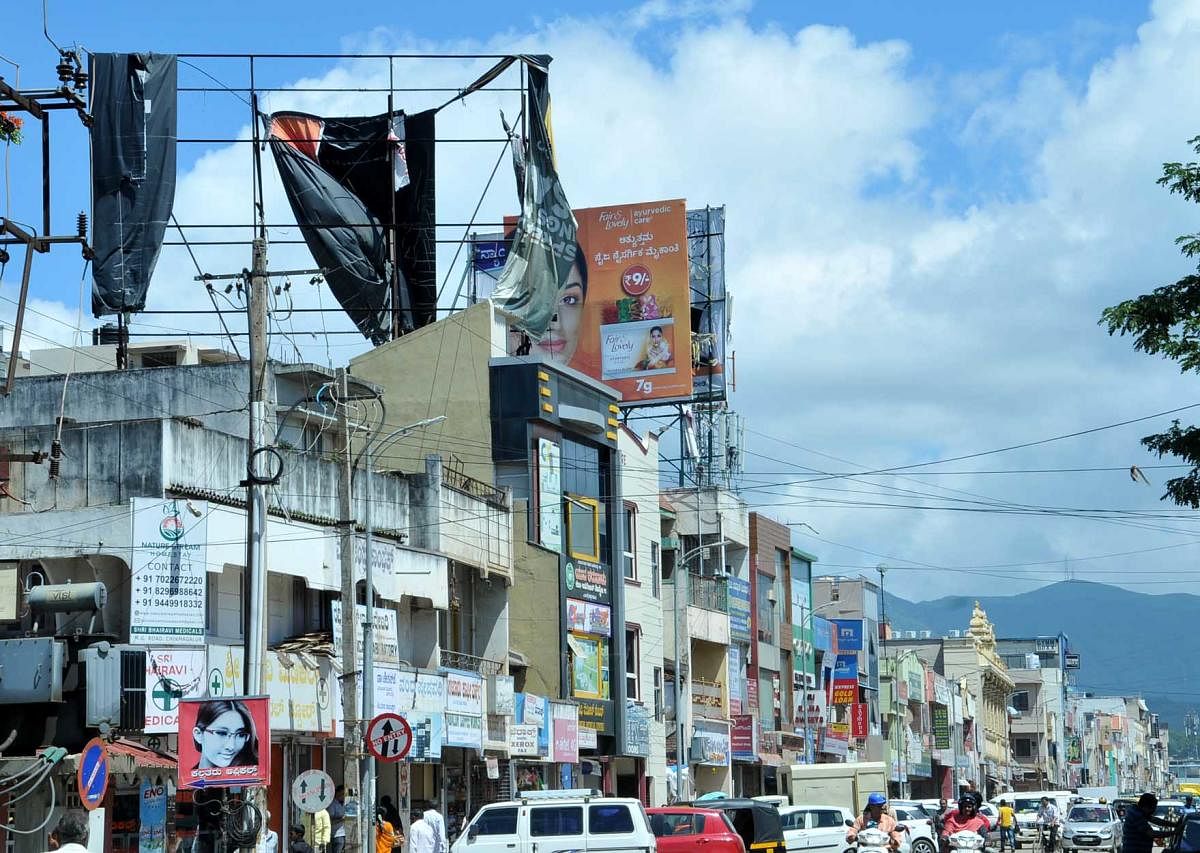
[{"left": 107, "top": 739, "right": 177, "bottom": 770}]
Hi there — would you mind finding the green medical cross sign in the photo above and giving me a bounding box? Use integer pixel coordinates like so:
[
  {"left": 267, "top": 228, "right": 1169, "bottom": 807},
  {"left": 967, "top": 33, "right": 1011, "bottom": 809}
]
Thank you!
[
  {"left": 152, "top": 678, "right": 182, "bottom": 711},
  {"left": 209, "top": 668, "right": 225, "bottom": 695}
]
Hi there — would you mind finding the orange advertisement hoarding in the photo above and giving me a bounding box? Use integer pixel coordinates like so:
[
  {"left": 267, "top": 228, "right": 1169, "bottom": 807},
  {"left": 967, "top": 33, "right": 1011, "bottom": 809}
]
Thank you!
[{"left": 520, "top": 199, "right": 693, "bottom": 404}]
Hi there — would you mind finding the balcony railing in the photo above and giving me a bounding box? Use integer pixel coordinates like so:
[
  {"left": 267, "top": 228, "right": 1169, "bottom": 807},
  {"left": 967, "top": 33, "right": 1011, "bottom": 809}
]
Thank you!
[
  {"left": 688, "top": 572, "right": 728, "bottom": 613},
  {"left": 440, "top": 649, "right": 505, "bottom": 676}
]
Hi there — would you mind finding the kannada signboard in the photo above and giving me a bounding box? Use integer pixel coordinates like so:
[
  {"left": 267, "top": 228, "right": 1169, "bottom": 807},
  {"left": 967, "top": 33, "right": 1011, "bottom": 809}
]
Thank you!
[
  {"left": 331, "top": 601, "right": 401, "bottom": 666},
  {"left": 933, "top": 705, "right": 951, "bottom": 750},
  {"left": 129, "top": 498, "right": 208, "bottom": 645},
  {"left": 511, "top": 200, "right": 693, "bottom": 404},
  {"left": 178, "top": 696, "right": 271, "bottom": 789},
  {"left": 727, "top": 578, "right": 751, "bottom": 642},
  {"left": 551, "top": 703, "right": 579, "bottom": 763},
  {"left": 624, "top": 700, "right": 651, "bottom": 757},
  {"left": 145, "top": 648, "right": 207, "bottom": 734},
  {"left": 851, "top": 703, "right": 868, "bottom": 738}
]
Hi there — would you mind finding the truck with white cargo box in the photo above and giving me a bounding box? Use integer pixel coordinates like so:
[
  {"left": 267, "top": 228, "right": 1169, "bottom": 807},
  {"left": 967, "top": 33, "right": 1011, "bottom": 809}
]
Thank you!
[{"left": 776, "top": 762, "right": 888, "bottom": 812}]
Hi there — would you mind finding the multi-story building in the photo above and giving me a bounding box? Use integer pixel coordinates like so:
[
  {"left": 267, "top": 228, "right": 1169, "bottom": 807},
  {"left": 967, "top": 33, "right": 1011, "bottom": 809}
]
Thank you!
[
  {"left": 0, "top": 342, "right": 514, "bottom": 848},
  {"left": 996, "top": 635, "right": 1070, "bottom": 789},
  {"left": 351, "top": 301, "right": 639, "bottom": 796},
  {"left": 812, "top": 576, "right": 884, "bottom": 762},
  {"left": 661, "top": 485, "right": 749, "bottom": 798},
  {"left": 1071, "top": 695, "right": 1158, "bottom": 792}
]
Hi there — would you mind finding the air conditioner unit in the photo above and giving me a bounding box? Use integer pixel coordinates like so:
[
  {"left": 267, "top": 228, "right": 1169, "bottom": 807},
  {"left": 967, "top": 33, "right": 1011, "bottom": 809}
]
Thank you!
[{"left": 81, "top": 642, "right": 146, "bottom": 733}]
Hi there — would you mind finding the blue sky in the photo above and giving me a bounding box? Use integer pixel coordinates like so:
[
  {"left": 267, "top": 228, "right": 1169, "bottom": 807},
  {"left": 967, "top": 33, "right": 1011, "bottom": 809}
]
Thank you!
[{"left": 6, "top": 0, "right": 1200, "bottom": 604}]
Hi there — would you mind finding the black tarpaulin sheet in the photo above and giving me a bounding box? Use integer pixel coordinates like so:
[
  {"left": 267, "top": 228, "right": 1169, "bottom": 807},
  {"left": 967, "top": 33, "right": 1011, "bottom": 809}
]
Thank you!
[
  {"left": 489, "top": 56, "right": 579, "bottom": 337},
  {"left": 90, "top": 53, "right": 178, "bottom": 316},
  {"left": 267, "top": 109, "right": 437, "bottom": 343}
]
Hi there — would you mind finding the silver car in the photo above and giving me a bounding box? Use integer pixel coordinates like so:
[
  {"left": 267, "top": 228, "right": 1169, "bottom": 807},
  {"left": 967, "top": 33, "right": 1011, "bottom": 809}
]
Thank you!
[{"left": 1061, "top": 804, "right": 1122, "bottom": 853}]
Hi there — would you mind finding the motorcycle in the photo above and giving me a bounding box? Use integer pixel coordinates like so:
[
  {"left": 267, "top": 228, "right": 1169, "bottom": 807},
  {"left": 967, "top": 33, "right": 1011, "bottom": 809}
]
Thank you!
[
  {"left": 845, "top": 826, "right": 895, "bottom": 853},
  {"left": 947, "top": 830, "right": 987, "bottom": 853}
]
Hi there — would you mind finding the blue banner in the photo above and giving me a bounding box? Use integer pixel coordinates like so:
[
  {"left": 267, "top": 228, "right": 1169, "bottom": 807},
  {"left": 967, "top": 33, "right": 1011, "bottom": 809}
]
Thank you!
[
  {"left": 834, "top": 654, "right": 859, "bottom": 682},
  {"left": 833, "top": 618, "right": 864, "bottom": 651},
  {"left": 472, "top": 240, "right": 509, "bottom": 272},
  {"left": 139, "top": 778, "right": 168, "bottom": 853},
  {"left": 727, "top": 578, "right": 752, "bottom": 642},
  {"left": 813, "top": 616, "right": 835, "bottom": 653}
]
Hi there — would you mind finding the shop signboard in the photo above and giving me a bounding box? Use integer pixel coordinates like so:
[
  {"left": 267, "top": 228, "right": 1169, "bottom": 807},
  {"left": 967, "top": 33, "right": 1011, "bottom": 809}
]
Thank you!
[
  {"left": 933, "top": 705, "right": 951, "bottom": 750},
  {"left": 397, "top": 671, "right": 446, "bottom": 713},
  {"left": 444, "top": 670, "right": 484, "bottom": 716},
  {"left": 822, "top": 725, "right": 849, "bottom": 757},
  {"left": 731, "top": 715, "right": 757, "bottom": 761},
  {"left": 728, "top": 645, "right": 743, "bottom": 715},
  {"left": 727, "top": 578, "right": 752, "bottom": 642},
  {"left": 578, "top": 726, "right": 598, "bottom": 750},
  {"left": 564, "top": 556, "right": 610, "bottom": 604},
  {"left": 551, "top": 703, "right": 579, "bottom": 763},
  {"left": 178, "top": 696, "right": 271, "bottom": 789},
  {"left": 145, "top": 648, "right": 207, "bottom": 734},
  {"left": 129, "top": 498, "right": 208, "bottom": 646},
  {"left": 812, "top": 617, "right": 835, "bottom": 654},
  {"left": 695, "top": 721, "right": 731, "bottom": 766},
  {"left": 509, "top": 724, "right": 540, "bottom": 757},
  {"left": 401, "top": 711, "right": 444, "bottom": 761},
  {"left": 576, "top": 697, "right": 613, "bottom": 737},
  {"left": 832, "top": 655, "right": 858, "bottom": 705},
  {"left": 207, "top": 646, "right": 335, "bottom": 735},
  {"left": 331, "top": 601, "right": 401, "bottom": 666},
  {"left": 832, "top": 619, "right": 863, "bottom": 651},
  {"left": 445, "top": 711, "right": 484, "bottom": 749},
  {"left": 517, "top": 693, "right": 547, "bottom": 728},
  {"left": 851, "top": 703, "right": 868, "bottom": 738},
  {"left": 537, "top": 438, "right": 563, "bottom": 553},
  {"left": 138, "top": 777, "right": 168, "bottom": 853},
  {"left": 488, "top": 675, "right": 516, "bottom": 716},
  {"left": 934, "top": 673, "right": 952, "bottom": 706},
  {"left": 623, "top": 700, "right": 650, "bottom": 757}
]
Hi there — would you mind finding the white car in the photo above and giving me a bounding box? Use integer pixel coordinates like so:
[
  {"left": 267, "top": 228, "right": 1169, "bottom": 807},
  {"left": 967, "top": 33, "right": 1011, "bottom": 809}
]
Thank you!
[
  {"left": 778, "top": 804, "right": 856, "bottom": 853},
  {"left": 889, "top": 801, "right": 940, "bottom": 853},
  {"left": 1061, "top": 803, "right": 1121, "bottom": 853},
  {"left": 452, "top": 790, "right": 655, "bottom": 853}
]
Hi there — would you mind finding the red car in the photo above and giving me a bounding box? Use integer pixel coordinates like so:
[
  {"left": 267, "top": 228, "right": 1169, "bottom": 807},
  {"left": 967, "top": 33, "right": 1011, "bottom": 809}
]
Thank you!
[{"left": 648, "top": 807, "right": 748, "bottom": 853}]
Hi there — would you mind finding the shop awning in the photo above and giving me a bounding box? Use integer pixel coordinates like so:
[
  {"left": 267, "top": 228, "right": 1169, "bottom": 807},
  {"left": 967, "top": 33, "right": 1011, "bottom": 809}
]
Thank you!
[{"left": 106, "top": 739, "right": 177, "bottom": 771}]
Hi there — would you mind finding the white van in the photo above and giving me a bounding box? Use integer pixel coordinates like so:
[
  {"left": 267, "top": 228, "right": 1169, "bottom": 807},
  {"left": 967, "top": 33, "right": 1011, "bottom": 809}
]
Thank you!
[{"left": 451, "top": 790, "right": 657, "bottom": 853}]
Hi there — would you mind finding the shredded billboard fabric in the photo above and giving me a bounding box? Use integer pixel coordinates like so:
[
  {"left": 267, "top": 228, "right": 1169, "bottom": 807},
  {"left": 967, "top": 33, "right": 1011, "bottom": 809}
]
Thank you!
[
  {"left": 91, "top": 53, "right": 178, "bottom": 317},
  {"left": 268, "top": 109, "right": 437, "bottom": 344}
]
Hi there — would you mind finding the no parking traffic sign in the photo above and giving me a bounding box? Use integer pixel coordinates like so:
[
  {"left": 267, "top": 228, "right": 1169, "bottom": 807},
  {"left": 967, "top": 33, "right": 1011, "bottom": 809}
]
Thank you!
[
  {"left": 77, "top": 738, "right": 109, "bottom": 811},
  {"left": 365, "top": 712, "right": 412, "bottom": 762}
]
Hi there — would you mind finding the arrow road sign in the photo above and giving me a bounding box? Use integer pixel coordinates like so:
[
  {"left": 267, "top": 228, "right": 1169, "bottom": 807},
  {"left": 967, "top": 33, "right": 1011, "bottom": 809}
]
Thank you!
[
  {"left": 291, "top": 769, "right": 336, "bottom": 814},
  {"left": 366, "top": 712, "right": 412, "bottom": 763},
  {"left": 77, "top": 738, "right": 109, "bottom": 811}
]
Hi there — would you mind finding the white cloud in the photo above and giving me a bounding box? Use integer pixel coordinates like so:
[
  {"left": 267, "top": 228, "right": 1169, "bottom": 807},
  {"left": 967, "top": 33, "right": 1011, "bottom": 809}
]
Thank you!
[{"left": 14, "top": 0, "right": 1200, "bottom": 601}]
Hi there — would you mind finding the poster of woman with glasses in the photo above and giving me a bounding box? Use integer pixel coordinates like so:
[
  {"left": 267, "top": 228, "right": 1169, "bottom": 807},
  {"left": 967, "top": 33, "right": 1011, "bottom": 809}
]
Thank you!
[{"left": 178, "top": 697, "right": 271, "bottom": 788}]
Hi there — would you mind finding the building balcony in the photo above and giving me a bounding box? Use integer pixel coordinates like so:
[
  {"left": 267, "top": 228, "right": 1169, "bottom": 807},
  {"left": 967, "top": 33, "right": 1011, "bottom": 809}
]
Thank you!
[
  {"left": 440, "top": 649, "right": 505, "bottom": 676},
  {"left": 688, "top": 573, "right": 728, "bottom": 613},
  {"left": 691, "top": 677, "right": 725, "bottom": 719}
]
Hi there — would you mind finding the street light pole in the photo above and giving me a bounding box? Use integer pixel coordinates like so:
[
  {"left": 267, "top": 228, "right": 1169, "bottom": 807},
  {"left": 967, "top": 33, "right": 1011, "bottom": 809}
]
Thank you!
[
  {"left": 359, "top": 413, "right": 444, "bottom": 851},
  {"left": 798, "top": 600, "right": 840, "bottom": 765}
]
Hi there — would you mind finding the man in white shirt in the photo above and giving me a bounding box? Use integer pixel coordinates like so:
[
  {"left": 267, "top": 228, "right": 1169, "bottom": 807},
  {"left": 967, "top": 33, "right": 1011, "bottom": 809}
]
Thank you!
[
  {"left": 408, "top": 811, "right": 437, "bottom": 853},
  {"left": 48, "top": 812, "right": 90, "bottom": 853},
  {"left": 422, "top": 801, "right": 447, "bottom": 853},
  {"left": 1037, "top": 798, "right": 1061, "bottom": 852}
]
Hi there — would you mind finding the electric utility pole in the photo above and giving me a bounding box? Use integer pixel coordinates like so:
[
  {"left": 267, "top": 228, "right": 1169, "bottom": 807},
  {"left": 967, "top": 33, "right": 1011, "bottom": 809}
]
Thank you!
[
  {"left": 338, "top": 368, "right": 362, "bottom": 848},
  {"left": 244, "top": 238, "right": 270, "bottom": 695}
]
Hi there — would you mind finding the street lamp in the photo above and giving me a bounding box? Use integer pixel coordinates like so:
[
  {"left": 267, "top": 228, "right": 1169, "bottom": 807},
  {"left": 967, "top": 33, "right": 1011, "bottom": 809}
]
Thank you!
[
  {"left": 359, "top": 414, "right": 444, "bottom": 850},
  {"left": 796, "top": 599, "right": 841, "bottom": 764}
]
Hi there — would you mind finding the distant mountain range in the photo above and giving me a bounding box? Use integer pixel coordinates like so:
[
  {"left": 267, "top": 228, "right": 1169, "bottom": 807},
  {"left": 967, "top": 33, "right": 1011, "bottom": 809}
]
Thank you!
[{"left": 883, "top": 580, "right": 1193, "bottom": 728}]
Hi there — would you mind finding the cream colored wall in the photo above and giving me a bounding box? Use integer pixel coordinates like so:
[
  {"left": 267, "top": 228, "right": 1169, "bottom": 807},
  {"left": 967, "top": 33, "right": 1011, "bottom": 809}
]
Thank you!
[{"left": 349, "top": 301, "right": 507, "bottom": 483}]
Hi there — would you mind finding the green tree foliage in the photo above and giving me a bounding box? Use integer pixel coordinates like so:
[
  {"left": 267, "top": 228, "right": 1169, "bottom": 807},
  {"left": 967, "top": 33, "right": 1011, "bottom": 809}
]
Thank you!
[{"left": 1102, "top": 136, "right": 1200, "bottom": 508}]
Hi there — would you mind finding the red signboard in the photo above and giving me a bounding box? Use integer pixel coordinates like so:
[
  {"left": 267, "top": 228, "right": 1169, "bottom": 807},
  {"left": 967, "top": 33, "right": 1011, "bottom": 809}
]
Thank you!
[
  {"left": 747, "top": 669, "right": 759, "bottom": 711},
  {"left": 831, "top": 682, "right": 857, "bottom": 705},
  {"left": 178, "top": 697, "right": 271, "bottom": 789},
  {"left": 851, "top": 703, "right": 868, "bottom": 738},
  {"left": 731, "top": 715, "right": 756, "bottom": 756}
]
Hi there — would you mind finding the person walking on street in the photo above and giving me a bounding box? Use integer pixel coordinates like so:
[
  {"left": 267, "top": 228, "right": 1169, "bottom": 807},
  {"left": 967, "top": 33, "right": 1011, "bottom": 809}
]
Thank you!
[
  {"left": 1123, "top": 794, "right": 1177, "bottom": 853},
  {"left": 423, "top": 800, "right": 447, "bottom": 853},
  {"left": 998, "top": 800, "right": 1016, "bottom": 852},
  {"left": 329, "top": 786, "right": 347, "bottom": 853},
  {"left": 1037, "top": 797, "right": 1061, "bottom": 853},
  {"left": 409, "top": 811, "right": 437, "bottom": 853},
  {"left": 289, "top": 827, "right": 315, "bottom": 853},
  {"left": 375, "top": 808, "right": 403, "bottom": 853},
  {"left": 47, "top": 813, "right": 89, "bottom": 853}
]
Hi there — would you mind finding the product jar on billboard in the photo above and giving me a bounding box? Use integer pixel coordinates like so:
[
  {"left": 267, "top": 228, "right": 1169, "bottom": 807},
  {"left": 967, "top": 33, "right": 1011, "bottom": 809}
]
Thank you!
[{"left": 178, "top": 697, "right": 270, "bottom": 789}]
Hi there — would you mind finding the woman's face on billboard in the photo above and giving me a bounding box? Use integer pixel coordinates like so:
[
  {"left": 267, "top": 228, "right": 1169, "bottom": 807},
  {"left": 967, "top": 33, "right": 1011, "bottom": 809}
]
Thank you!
[
  {"left": 195, "top": 709, "right": 250, "bottom": 767},
  {"left": 534, "top": 262, "right": 584, "bottom": 365}
]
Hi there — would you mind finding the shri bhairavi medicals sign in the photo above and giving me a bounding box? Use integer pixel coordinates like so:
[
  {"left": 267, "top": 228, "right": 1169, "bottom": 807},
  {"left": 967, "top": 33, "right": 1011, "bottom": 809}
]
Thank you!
[{"left": 130, "top": 498, "right": 208, "bottom": 645}]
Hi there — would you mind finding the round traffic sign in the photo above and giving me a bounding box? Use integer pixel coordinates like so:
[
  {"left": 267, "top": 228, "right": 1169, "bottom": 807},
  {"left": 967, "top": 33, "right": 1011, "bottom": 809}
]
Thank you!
[
  {"left": 365, "top": 713, "right": 412, "bottom": 763},
  {"left": 291, "top": 769, "right": 335, "bottom": 814},
  {"left": 77, "top": 737, "right": 109, "bottom": 811}
]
